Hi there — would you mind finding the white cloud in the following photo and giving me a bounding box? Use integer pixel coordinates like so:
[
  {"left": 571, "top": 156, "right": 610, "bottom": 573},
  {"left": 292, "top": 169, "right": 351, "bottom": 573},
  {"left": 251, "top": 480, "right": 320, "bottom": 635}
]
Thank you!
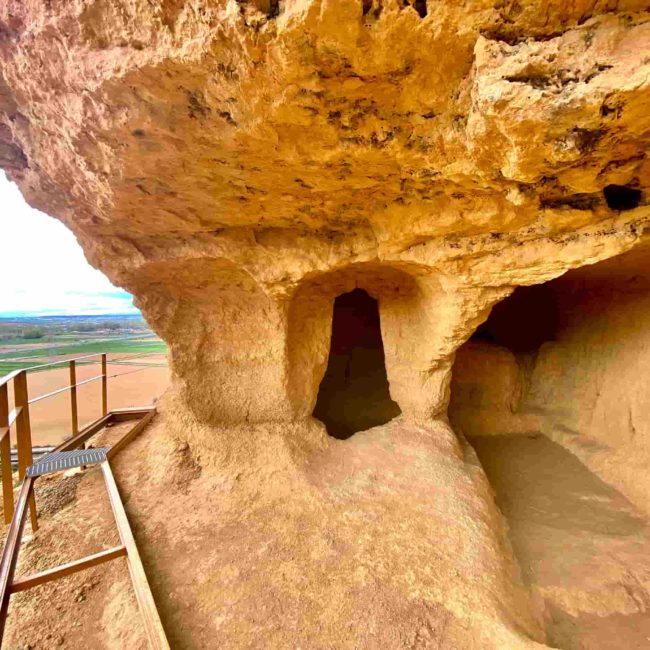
[{"left": 0, "top": 173, "right": 138, "bottom": 316}]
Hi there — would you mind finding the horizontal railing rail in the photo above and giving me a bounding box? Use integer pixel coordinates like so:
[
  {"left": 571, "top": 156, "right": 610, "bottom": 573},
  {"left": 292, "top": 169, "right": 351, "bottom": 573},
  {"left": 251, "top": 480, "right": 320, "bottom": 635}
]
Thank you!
[
  {"left": 0, "top": 350, "right": 167, "bottom": 527},
  {"left": 27, "top": 375, "right": 105, "bottom": 405},
  {"left": 0, "top": 352, "right": 112, "bottom": 387}
]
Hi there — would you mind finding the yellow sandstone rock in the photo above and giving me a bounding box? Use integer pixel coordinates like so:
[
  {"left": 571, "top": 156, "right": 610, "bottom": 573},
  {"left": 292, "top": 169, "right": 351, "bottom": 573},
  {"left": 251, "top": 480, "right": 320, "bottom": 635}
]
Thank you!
[{"left": 1, "top": 1, "right": 649, "bottom": 648}]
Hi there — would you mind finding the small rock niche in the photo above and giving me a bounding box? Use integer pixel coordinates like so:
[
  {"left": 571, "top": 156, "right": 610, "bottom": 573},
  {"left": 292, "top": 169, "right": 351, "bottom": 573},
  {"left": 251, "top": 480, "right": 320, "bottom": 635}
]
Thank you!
[{"left": 313, "top": 288, "right": 401, "bottom": 439}]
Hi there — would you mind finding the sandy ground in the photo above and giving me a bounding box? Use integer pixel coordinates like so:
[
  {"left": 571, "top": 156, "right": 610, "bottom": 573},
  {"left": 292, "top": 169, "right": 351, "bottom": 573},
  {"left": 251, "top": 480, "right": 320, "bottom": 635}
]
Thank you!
[
  {"left": 471, "top": 433, "right": 650, "bottom": 650},
  {"left": 4, "top": 418, "right": 650, "bottom": 648},
  {"left": 3, "top": 410, "right": 549, "bottom": 649},
  {"left": 6, "top": 355, "right": 169, "bottom": 446},
  {"left": 59, "top": 410, "right": 546, "bottom": 650}
]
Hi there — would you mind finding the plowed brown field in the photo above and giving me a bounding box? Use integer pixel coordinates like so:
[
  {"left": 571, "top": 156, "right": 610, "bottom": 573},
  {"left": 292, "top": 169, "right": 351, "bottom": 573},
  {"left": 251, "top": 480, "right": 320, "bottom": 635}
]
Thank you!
[{"left": 6, "top": 354, "right": 169, "bottom": 445}]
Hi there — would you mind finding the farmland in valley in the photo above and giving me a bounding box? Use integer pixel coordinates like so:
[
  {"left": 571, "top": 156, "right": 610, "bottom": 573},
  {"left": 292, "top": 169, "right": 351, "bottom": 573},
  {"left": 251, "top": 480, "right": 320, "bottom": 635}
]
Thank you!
[{"left": 0, "top": 314, "right": 170, "bottom": 445}]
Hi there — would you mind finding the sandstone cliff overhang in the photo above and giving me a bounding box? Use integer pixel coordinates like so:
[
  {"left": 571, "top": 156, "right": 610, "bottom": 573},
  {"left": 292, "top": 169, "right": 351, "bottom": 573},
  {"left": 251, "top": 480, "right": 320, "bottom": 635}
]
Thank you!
[{"left": 0, "top": 0, "right": 648, "bottom": 425}]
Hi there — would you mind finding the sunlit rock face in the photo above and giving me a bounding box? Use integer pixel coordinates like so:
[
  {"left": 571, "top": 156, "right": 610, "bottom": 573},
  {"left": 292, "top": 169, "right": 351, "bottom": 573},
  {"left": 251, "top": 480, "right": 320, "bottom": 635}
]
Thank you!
[
  {"left": 1, "top": 1, "right": 649, "bottom": 426},
  {"left": 3, "top": 4, "right": 650, "bottom": 648}
]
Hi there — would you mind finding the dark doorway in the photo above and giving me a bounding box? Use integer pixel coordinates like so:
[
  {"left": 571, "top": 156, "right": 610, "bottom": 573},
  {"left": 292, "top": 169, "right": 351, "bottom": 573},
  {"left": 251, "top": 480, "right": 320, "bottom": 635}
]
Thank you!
[
  {"left": 471, "top": 283, "right": 559, "bottom": 354},
  {"left": 313, "top": 288, "right": 401, "bottom": 439}
]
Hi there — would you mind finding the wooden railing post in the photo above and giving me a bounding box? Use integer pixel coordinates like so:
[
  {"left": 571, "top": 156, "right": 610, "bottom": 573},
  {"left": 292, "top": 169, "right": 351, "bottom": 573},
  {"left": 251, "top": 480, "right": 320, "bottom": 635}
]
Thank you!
[
  {"left": 0, "top": 477, "right": 35, "bottom": 641},
  {"left": 69, "top": 360, "right": 79, "bottom": 436},
  {"left": 13, "top": 372, "right": 38, "bottom": 532},
  {"left": 0, "top": 384, "right": 13, "bottom": 524},
  {"left": 101, "top": 354, "right": 108, "bottom": 416}
]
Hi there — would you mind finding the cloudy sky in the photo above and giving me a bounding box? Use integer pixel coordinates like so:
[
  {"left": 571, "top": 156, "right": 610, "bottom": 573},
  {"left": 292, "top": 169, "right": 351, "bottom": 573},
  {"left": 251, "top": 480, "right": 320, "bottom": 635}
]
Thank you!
[{"left": 0, "top": 172, "right": 138, "bottom": 317}]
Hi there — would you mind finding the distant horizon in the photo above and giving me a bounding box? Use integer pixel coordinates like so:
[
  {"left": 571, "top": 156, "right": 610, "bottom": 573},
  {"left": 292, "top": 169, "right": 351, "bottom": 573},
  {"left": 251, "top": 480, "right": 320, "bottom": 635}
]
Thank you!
[
  {"left": 0, "top": 172, "right": 140, "bottom": 317},
  {"left": 0, "top": 312, "right": 145, "bottom": 320}
]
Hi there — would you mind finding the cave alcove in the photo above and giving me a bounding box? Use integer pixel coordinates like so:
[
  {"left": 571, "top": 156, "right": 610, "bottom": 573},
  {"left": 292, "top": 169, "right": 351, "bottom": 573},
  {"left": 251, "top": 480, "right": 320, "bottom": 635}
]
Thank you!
[
  {"left": 449, "top": 242, "right": 650, "bottom": 440},
  {"left": 468, "top": 283, "right": 560, "bottom": 354},
  {"left": 448, "top": 281, "right": 566, "bottom": 437},
  {"left": 313, "top": 288, "right": 401, "bottom": 439},
  {"left": 445, "top": 245, "right": 650, "bottom": 648}
]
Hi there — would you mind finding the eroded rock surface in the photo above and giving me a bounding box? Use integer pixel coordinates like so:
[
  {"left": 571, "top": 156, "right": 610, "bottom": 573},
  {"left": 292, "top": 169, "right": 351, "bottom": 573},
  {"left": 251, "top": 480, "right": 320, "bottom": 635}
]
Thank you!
[
  {"left": 2, "top": 1, "right": 650, "bottom": 648},
  {"left": 1, "top": 0, "right": 649, "bottom": 424}
]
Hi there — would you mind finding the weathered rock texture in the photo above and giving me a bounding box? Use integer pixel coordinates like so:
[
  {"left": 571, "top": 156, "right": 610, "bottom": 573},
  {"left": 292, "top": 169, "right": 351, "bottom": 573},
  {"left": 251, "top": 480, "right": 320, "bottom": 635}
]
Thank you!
[
  {"left": 450, "top": 242, "right": 650, "bottom": 517},
  {"left": 1, "top": 0, "right": 649, "bottom": 425},
  {"left": 2, "top": 1, "right": 650, "bottom": 648}
]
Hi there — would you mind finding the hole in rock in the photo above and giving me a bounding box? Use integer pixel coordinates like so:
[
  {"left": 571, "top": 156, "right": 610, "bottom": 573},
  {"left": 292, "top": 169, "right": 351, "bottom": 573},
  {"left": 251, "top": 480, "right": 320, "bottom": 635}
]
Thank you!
[
  {"left": 470, "top": 283, "right": 558, "bottom": 354},
  {"left": 362, "top": 0, "right": 383, "bottom": 20},
  {"left": 603, "top": 184, "right": 642, "bottom": 211},
  {"left": 411, "top": 0, "right": 427, "bottom": 18},
  {"left": 401, "top": 0, "right": 427, "bottom": 18},
  {"left": 267, "top": 0, "right": 280, "bottom": 18},
  {"left": 250, "top": 0, "right": 280, "bottom": 18},
  {"left": 313, "top": 288, "right": 401, "bottom": 439}
]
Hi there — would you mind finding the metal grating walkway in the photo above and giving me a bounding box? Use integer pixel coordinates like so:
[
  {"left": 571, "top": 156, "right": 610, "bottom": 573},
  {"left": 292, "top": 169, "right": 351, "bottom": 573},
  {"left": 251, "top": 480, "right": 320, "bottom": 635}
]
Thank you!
[{"left": 26, "top": 448, "right": 109, "bottom": 477}]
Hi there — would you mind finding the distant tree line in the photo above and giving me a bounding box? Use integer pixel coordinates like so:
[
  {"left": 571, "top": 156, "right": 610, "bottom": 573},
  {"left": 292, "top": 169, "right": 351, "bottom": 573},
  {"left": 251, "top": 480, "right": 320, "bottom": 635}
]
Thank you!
[
  {"left": 75, "top": 321, "right": 122, "bottom": 332},
  {"left": 0, "top": 316, "right": 150, "bottom": 342},
  {"left": 21, "top": 327, "right": 45, "bottom": 339}
]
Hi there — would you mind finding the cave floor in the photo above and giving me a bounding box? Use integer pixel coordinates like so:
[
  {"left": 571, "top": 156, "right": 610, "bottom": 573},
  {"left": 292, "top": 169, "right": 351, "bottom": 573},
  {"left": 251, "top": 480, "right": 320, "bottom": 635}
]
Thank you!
[
  {"left": 469, "top": 433, "right": 650, "bottom": 650},
  {"left": 3, "top": 415, "right": 548, "bottom": 650},
  {"left": 4, "top": 423, "right": 650, "bottom": 649}
]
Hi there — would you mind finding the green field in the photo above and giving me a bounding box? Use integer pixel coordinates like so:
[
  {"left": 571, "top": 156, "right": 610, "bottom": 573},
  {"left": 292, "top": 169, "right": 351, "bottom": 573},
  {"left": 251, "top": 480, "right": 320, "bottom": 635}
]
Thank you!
[
  {"left": 0, "top": 315, "right": 168, "bottom": 375},
  {"left": 0, "top": 336, "right": 59, "bottom": 346},
  {"left": 0, "top": 339, "right": 168, "bottom": 375}
]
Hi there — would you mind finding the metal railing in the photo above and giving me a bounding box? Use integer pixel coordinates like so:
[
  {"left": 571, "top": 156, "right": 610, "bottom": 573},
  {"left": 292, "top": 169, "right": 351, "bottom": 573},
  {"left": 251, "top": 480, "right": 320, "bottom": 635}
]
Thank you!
[{"left": 0, "top": 351, "right": 167, "bottom": 528}]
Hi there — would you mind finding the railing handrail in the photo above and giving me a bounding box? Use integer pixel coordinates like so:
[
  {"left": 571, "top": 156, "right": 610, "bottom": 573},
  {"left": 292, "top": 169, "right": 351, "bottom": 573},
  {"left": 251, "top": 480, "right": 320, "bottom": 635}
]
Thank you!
[
  {"left": 0, "top": 353, "right": 105, "bottom": 389},
  {"left": 0, "top": 350, "right": 165, "bottom": 392},
  {"left": 0, "top": 371, "right": 21, "bottom": 391},
  {"left": 0, "top": 350, "right": 133, "bottom": 384},
  {"left": 0, "top": 349, "right": 168, "bottom": 528}
]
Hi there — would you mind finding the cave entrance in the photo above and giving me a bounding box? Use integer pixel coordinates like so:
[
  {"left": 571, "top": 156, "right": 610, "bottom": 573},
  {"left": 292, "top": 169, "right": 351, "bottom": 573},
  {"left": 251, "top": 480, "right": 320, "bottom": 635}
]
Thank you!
[
  {"left": 468, "top": 283, "right": 559, "bottom": 354},
  {"left": 313, "top": 288, "right": 401, "bottom": 439},
  {"left": 448, "top": 282, "right": 560, "bottom": 436},
  {"left": 447, "top": 245, "right": 650, "bottom": 648}
]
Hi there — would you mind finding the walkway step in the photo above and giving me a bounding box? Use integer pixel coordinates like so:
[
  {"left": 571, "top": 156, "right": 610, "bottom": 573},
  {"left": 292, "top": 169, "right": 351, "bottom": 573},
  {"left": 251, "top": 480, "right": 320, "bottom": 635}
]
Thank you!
[{"left": 26, "top": 448, "right": 109, "bottom": 477}]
